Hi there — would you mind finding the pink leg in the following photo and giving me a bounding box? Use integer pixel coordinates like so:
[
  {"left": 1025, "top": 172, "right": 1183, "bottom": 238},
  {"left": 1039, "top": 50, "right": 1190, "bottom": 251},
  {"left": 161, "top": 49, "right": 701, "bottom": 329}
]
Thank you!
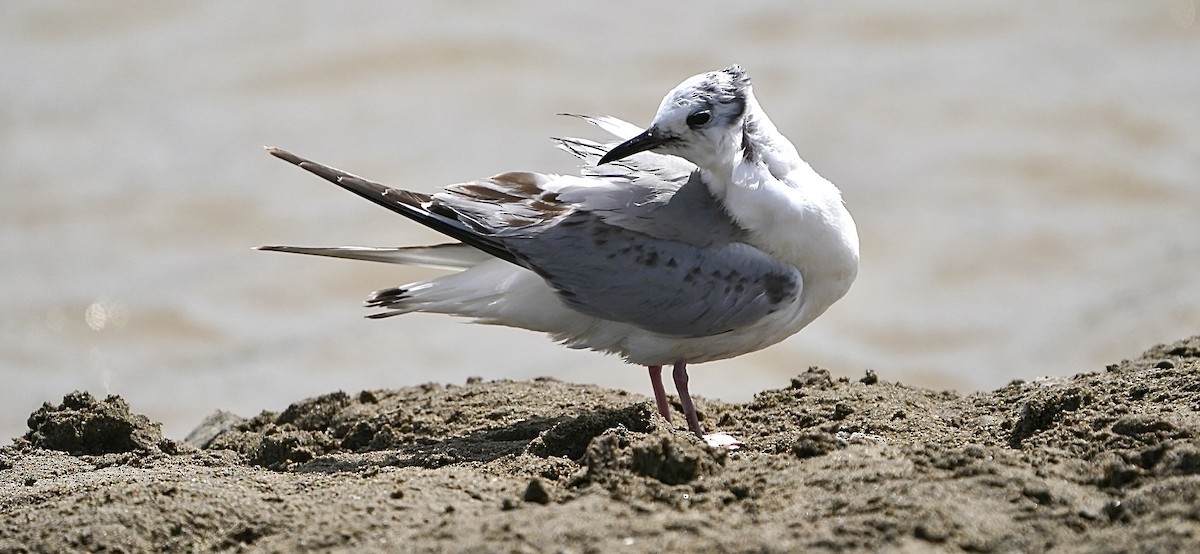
[
  {"left": 672, "top": 361, "right": 704, "bottom": 437},
  {"left": 648, "top": 365, "right": 671, "bottom": 421}
]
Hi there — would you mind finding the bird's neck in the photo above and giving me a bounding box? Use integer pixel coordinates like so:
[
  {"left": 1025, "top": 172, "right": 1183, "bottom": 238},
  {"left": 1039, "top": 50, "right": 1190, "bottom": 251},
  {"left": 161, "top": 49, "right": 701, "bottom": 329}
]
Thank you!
[
  {"left": 692, "top": 92, "right": 797, "bottom": 184},
  {"left": 739, "top": 93, "right": 803, "bottom": 181},
  {"left": 699, "top": 92, "right": 860, "bottom": 294}
]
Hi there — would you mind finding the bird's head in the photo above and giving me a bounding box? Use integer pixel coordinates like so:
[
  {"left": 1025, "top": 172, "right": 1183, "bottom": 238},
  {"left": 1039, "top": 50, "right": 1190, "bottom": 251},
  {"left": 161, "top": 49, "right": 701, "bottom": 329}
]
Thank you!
[{"left": 599, "top": 65, "right": 751, "bottom": 172}]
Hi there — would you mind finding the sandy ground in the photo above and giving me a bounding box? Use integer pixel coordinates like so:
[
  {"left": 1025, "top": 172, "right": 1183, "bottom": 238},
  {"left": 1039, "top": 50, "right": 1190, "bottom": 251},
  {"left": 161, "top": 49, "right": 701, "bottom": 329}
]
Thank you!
[{"left": 2, "top": 337, "right": 1199, "bottom": 552}]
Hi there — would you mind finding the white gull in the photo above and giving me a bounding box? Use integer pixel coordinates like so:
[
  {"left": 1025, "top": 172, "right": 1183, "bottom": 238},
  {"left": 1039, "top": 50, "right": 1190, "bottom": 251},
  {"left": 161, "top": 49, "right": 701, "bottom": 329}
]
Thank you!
[{"left": 258, "top": 65, "right": 860, "bottom": 447}]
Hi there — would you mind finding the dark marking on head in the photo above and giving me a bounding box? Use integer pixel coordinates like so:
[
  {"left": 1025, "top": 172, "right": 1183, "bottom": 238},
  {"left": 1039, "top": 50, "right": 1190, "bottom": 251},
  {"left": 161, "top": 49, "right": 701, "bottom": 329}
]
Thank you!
[
  {"left": 742, "top": 117, "right": 760, "bottom": 163},
  {"left": 696, "top": 66, "right": 749, "bottom": 101},
  {"left": 673, "top": 66, "right": 750, "bottom": 128},
  {"left": 722, "top": 65, "right": 750, "bottom": 86}
]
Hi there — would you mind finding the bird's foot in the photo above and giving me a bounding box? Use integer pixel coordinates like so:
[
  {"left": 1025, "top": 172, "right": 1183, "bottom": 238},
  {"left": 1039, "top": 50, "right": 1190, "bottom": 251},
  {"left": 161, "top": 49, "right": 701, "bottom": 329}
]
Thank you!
[{"left": 702, "top": 432, "right": 744, "bottom": 450}]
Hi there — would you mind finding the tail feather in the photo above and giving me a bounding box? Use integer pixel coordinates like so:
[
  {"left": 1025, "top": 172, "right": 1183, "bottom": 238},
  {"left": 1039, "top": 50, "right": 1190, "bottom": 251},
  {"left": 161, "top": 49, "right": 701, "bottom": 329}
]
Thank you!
[
  {"left": 362, "top": 259, "right": 525, "bottom": 319},
  {"left": 265, "top": 147, "right": 518, "bottom": 265},
  {"left": 254, "top": 243, "right": 489, "bottom": 270}
]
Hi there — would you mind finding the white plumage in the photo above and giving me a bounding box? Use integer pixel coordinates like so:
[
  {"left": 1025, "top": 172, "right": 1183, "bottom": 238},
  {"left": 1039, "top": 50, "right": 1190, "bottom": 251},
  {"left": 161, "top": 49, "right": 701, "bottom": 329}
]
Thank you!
[{"left": 259, "top": 66, "right": 859, "bottom": 446}]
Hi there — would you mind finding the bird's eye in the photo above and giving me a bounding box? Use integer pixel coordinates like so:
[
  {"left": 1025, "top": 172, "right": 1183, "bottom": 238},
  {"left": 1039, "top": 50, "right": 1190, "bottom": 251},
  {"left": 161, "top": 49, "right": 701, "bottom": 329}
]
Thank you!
[{"left": 686, "top": 110, "right": 712, "bottom": 128}]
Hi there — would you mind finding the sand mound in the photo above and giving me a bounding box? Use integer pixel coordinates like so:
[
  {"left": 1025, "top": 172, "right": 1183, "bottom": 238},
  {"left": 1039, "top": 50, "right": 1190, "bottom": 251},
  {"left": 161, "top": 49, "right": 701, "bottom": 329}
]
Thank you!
[{"left": 2, "top": 337, "right": 1198, "bottom": 552}]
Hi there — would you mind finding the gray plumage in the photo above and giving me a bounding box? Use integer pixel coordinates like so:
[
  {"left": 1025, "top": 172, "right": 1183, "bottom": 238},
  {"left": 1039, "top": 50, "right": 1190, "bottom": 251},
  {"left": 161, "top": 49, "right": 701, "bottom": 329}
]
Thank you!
[{"left": 257, "top": 66, "right": 859, "bottom": 446}]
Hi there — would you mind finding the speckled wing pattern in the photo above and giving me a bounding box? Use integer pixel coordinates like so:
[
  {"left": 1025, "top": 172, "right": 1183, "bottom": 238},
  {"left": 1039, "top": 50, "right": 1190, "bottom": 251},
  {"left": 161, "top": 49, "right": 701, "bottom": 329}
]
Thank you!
[{"left": 267, "top": 129, "right": 804, "bottom": 339}]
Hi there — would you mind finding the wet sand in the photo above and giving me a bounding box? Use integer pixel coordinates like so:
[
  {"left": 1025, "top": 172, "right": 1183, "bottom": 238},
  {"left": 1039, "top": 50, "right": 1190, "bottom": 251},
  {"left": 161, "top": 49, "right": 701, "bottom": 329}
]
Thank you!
[{"left": 3, "top": 336, "right": 1199, "bottom": 552}]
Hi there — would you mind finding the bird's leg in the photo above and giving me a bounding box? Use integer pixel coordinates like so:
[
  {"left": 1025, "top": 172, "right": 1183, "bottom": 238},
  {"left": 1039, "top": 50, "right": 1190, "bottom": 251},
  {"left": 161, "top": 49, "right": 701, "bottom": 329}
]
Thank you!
[
  {"left": 648, "top": 365, "right": 671, "bottom": 421},
  {"left": 673, "top": 361, "right": 745, "bottom": 450},
  {"left": 672, "top": 361, "right": 703, "bottom": 437}
]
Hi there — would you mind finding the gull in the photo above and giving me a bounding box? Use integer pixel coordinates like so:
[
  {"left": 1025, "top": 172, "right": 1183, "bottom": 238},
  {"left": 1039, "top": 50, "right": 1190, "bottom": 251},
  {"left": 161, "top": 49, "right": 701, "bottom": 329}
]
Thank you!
[{"left": 258, "top": 65, "right": 859, "bottom": 448}]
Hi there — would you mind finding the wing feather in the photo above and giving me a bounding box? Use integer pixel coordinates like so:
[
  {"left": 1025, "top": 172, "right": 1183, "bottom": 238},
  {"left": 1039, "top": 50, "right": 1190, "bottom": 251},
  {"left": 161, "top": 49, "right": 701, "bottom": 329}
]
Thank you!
[{"left": 264, "top": 114, "right": 795, "bottom": 339}]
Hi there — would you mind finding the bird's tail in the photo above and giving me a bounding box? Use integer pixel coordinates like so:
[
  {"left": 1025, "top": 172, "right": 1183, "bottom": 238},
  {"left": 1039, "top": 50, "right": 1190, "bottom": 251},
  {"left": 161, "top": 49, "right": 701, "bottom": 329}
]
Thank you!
[
  {"left": 263, "top": 147, "right": 517, "bottom": 264},
  {"left": 360, "top": 259, "right": 542, "bottom": 320},
  {"left": 253, "top": 243, "right": 489, "bottom": 270}
]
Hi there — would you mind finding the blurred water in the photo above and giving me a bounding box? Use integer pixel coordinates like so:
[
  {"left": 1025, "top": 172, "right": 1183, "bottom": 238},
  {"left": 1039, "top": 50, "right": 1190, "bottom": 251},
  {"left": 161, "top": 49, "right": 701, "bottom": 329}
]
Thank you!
[{"left": 2, "top": 1, "right": 1198, "bottom": 440}]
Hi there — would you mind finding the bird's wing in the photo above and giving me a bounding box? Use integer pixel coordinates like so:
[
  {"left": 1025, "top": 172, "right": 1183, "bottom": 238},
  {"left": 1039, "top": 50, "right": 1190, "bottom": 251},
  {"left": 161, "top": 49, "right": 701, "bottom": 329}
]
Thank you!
[
  {"left": 265, "top": 147, "right": 520, "bottom": 264},
  {"left": 558, "top": 114, "right": 644, "bottom": 140},
  {"left": 265, "top": 146, "right": 800, "bottom": 338},
  {"left": 509, "top": 212, "right": 803, "bottom": 338},
  {"left": 432, "top": 161, "right": 800, "bottom": 338}
]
